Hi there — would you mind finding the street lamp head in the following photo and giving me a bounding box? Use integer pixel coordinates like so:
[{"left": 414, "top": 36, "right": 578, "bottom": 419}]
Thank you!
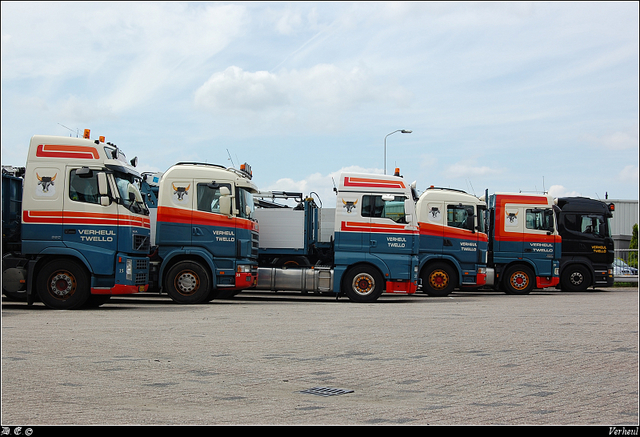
[{"left": 383, "top": 129, "right": 412, "bottom": 174}]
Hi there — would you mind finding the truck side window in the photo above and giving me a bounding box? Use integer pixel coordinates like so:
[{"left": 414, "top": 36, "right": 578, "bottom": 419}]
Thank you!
[
  {"left": 447, "top": 204, "right": 475, "bottom": 231},
  {"left": 236, "top": 187, "right": 255, "bottom": 219},
  {"left": 563, "top": 214, "right": 580, "bottom": 232},
  {"left": 362, "top": 195, "right": 406, "bottom": 223},
  {"left": 526, "top": 208, "right": 554, "bottom": 232},
  {"left": 196, "top": 183, "right": 230, "bottom": 214},
  {"left": 580, "top": 215, "right": 607, "bottom": 238},
  {"left": 476, "top": 206, "right": 486, "bottom": 233},
  {"left": 69, "top": 170, "right": 99, "bottom": 204},
  {"left": 362, "top": 195, "right": 382, "bottom": 218}
]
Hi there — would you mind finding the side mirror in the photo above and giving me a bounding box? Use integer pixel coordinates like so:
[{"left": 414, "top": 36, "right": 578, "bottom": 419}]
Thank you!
[
  {"left": 97, "top": 172, "right": 111, "bottom": 206},
  {"left": 219, "top": 186, "right": 231, "bottom": 216},
  {"left": 97, "top": 173, "right": 108, "bottom": 195}
]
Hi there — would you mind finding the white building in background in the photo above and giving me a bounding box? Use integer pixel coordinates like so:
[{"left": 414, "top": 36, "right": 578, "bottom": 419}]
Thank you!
[{"left": 608, "top": 199, "right": 638, "bottom": 250}]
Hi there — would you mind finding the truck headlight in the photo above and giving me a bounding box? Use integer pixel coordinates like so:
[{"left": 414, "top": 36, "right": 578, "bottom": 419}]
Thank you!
[
  {"left": 126, "top": 259, "right": 133, "bottom": 281},
  {"left": 237, "top": 265, "right": 252, "bottom": 274}
]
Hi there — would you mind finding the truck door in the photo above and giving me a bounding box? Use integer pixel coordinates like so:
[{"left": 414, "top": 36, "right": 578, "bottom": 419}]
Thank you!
[
  {"left": 562, "top": 213, "right": 613, "bottom": 265},
  {"left": 192, "top": 181, "right": 235, "bottom": 257},
  {"left": 522, "top": 207, "right": 559, "bottom": 276},
  {"left": 62, "top": 167, "right": 119, "bottom": 276},
  {"left": 362, "top": 194, "right": 414, "bottom": 257},
  {"left": 442, "top": 203, "right": 481, "bottom": 267}
]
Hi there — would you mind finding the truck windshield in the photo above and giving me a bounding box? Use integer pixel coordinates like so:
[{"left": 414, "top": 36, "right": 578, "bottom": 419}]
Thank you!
[
  {"left": 237, "top": 187, "right": 255, "bottom": 219},
  {"left": 114, "top": 172, "right": 148, "bottom": 216}
]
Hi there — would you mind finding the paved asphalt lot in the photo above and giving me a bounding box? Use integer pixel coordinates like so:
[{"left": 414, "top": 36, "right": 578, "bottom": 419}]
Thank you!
[{"left": 1, "top": 286, "right": 638, "bottom": 426}]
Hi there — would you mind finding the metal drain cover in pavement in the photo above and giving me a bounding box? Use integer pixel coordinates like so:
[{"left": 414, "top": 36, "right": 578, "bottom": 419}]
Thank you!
[{"left": 300, "top": 387, "right": 354, "bottom": 397}]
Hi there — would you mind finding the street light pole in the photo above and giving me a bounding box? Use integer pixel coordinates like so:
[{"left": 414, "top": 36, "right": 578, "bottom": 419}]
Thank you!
[{"left": 384, "top": 129, "right": 412, "bottom": 175}]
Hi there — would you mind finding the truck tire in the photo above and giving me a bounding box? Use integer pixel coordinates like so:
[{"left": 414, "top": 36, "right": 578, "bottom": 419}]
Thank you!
[
  {"left": 2, "top": 253, "right": 27, "bottom": 301},
  {"left": 560, "top": 264, "right": 590, "bottom": 292},
  {"left": 422, "top": 262, "right": 457, "bottom": 297},
  {"left": 503, "top": 265, "right": 534, "bottom": 295},
  {"left": 164, "top": 261, "right": 211, "bottom": 304},
  {"left": 36, "top": 259, "right": 91, "bottom": 310},
  {"left": 342, "top": 265, "right": 384, "bottom": 303}
]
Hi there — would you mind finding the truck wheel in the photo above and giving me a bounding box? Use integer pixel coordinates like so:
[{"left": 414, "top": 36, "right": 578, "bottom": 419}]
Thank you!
[
  {"left": 560, "top": 265, "right": 590, "bottom": 292},
  {"left": 164, "top": 261, "right": 211, "bottom": 304},
  {"left": 422, "top": 262, "right": 457, "bottom": 297},
  {"left": 342, "top": 265, "right": 384, "bottom": 303},
  {"left": 503, "top": 265, "right": 534, "bottom": 295},
  {"left": 36, "top": 259, "right": 90, "bottom": 310}
]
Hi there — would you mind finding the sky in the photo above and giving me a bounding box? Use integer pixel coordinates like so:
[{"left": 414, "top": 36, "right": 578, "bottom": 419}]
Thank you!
[{"left": 2, "top": 1, "right": 638, "bottom": 207}]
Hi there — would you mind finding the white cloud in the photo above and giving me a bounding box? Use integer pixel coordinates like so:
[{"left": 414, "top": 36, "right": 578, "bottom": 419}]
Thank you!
[
  {"left": 194, "top": 67, "right": 289, "bottom": 112},
  {"left": 193, "top": 64, "right": 410, "bottom": 131},
  {"left": 1, "top": 2, "right": 248, "bottom": 112},
  {"left": 547, "top": 185, "right": 583, "bottom": 198}
]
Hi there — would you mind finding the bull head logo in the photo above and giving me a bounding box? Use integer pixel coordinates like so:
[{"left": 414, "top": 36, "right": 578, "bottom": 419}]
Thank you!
[
  {"left": 506, "top": 211, "right": 518, "bottom": 224},
  {"left": 430, "top": 207, "right": 441, "bottom": 219},
  {"left": 172, "top": 183, "right": 190, "bottom": 201},
  {"left": 36, "top": 172, "right": 57, "bottom": 192},
  {"left": 342, "top": 198, "right": 358, "bottom": 213}
]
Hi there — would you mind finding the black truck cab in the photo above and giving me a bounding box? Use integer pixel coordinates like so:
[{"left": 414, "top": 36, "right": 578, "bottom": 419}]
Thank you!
[{"left": 555, "top": 197, "right": 615, "bottom": 291}]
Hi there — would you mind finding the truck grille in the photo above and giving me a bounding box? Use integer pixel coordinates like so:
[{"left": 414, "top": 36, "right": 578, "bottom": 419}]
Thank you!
[
  {"left": 135, "top": 272, "right": 147, "bottom": 285},
  {"left": 251, "top": 230, "right": 259, "bottom": 258},
  {"left": 136, "top": 259, "right": 149, "bottom": 270},
  {"left": 134, "top": 234, "right": 150, "bottom": 252},
  {"left": 135, "top": 259, "right": 148, "bottom": 285}
]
